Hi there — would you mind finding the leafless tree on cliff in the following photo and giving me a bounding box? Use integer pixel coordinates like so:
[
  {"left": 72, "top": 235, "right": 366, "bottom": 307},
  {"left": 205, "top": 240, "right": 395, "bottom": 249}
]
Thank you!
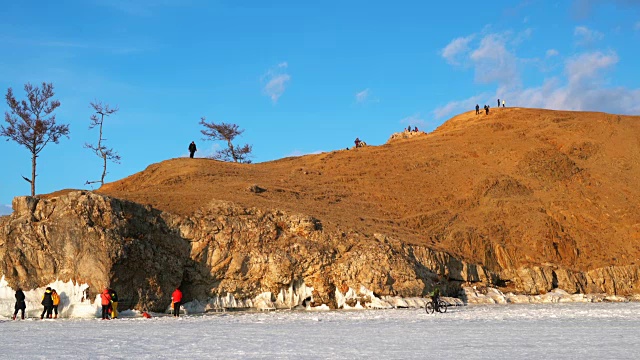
[
  {"left": 84, "top": 101, "right": 120, "bottom": 187},
  {"left": 199, "top": 117, "right": 253, "bottom": 163},
  {"left": 1, "top": 83, "right": 69, "bottom": 196}
]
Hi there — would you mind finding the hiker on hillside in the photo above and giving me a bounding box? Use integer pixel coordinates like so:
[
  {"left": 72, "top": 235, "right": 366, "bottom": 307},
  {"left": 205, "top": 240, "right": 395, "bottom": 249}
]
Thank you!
[
  {"left": 497, "top": 99, "right": 500, "bottom": 108},
  {"left": 502, "top": 100, "right": 506, "bottom": 108},
  {"left": 13, "top": 288, "right": 26, "bottom": 320},
  {"left": 414, "top": 126, "right": 419, "bottom": 132},
  {"left": 41, "top": 287, "right": 53, "bottom": 319},
  {"left": 172, "top": 287, "right": 183, "bottom": 317},
  {"left": 475, "top": 104, "right": 480, "bottom": 115},
  {"left": 485, "top": 105, "right": 490, "bottom": 115},
  {"left": 188, "top": 141, "right": 197, "bottom": 158},
  {"left": 51, "top": 289, "right": 60, "bottom": 319},
  {"left": 109, "top": 288, "right": 119, "bottom": 319},
  {"left": 100, "top": 288, "right": 112, "bottom": 320},
  {"left": 354, "top": 138, "right": 361, "bottom": 148}
]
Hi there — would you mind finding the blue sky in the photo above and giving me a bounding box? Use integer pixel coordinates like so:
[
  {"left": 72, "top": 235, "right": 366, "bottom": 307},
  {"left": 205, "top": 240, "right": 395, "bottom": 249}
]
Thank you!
[{"left": 1, "top": 0, "right": 639, "bottom": 212}]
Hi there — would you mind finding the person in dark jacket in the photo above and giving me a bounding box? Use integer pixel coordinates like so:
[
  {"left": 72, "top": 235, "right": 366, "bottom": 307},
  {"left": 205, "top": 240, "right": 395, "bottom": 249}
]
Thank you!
[
  {"left": 172, "top": 288, "right": 183, "bottom": 317},
  {"left": 109, "top": 288, "right": 119, "bottom": 319},
  {"left": 188, "top": 141, "right": 197, "bottom": 158},
  {"left": 13, "top": 288, "right": 26, "bottom": 320},
  {"left": 41, "top": 287, "right": 54, "bottom": 319},
  {"left": 476, "top": 104, "right": 480, "bottom": 115}
]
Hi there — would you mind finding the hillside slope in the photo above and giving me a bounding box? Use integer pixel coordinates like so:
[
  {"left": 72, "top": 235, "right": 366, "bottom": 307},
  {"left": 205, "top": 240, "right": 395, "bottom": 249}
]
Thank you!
[{"left": 98, "top": 108, "right": 640, "bottom": 274}]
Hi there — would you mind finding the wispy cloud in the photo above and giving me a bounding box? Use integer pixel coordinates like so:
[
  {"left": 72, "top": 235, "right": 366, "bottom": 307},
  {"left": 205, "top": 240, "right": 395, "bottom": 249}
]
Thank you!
[
  {"left": 469, "top": 33, "right": 520, "bottom": 89},
  {"left": 572, "top": 0, "right": 640, "bottom": 19},
  {"left": 441, "top": 35, "right": 475, "bottom": 64},
  {"left": 355, "top": 88, "right": 370, "bottom": 103},
  {"left": 436, "top": 50, "right": 640, "bottom": 119},
  {"left": 94, "top": 0, "right": 192, "bottom": 16},
  {"left": 0, "top": 204, "right": 12, "bottom": 216},
  {"left": 574, "top": 26, "right": 604, "bottom": 46},
  {"left": 433, "top": 93, "right": 490, "bottom": 119},
  {"left": 546, "top": 49, "right": 560, "bottom": 57},
  {"left": 284, "top": 149, "right": 324, "bottom": 157},
  {"left": 635, "top": 21, "right": 640, "bottom": 31},
  {"left": 400, "top": 113, "right": 427, "bottom": 127},
  {"left": 0, "top": 35, "right": 146, "bottom": 54},
  {"left": 262, "top": 62, "right": 291, "bottom": 103}
]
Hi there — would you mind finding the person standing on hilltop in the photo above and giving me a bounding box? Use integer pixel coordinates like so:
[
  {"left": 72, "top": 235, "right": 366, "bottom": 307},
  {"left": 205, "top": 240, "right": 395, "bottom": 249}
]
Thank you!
[
  {"left": 502, "top": 100, "right": 506, "bottom": 108},
  {"left": 475, "top": 104, "right": 480, "bottom": 115},
  {"left": 100, "top": 288, "right": 112, "bottom": 320},
  {"left": 172, "top": 287, "right": 183, "bottom": 317},
  {"left": 354, "top": 138, "right": 361, "bottom": 148},
  {"left": 41, "top": 287, "right": 53, "bottom": 319},
  {"left": 188, "top": 141, "right": 197, "bottom": 158},
  {"left": 13, "top": 288, "right": 26, "bottom": 320},
  {"left": 497, "top": 99, "right": 500, "bottom": 108}
]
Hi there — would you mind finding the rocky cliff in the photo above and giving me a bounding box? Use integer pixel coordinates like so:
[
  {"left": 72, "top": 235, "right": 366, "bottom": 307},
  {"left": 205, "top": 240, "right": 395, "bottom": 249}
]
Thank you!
[{"left": 1, "top": 189, "right": 639, "bottom": 313}]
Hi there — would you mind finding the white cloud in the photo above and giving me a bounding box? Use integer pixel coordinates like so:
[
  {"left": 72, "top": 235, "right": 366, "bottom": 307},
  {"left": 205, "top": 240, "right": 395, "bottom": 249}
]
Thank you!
[
  {"left": 441, "top": 35, "right": 475, "bottom": 64},
  {"left": 470, "top": 33, "right": 520, "bottom": 88},
  {"left": 635, "top": 21, "right": 640, "bottom": 31},
  {"left": 509, "top": 52, "right": 640, "bottom": 114},
  {"left": 437, "top": 27, "right": 640, "bottom": 119},
  {"left": 0, "top": 204, "right": 12, "bottom": 216},
  {"left": 355, "top": 88, "right": 370, "bottom": 103},
  {"left": 262, "top": 63, "right": 291, "bottom": 103},
  {"left": 574, "top": 26, "right": 604, "bottom": 45}
]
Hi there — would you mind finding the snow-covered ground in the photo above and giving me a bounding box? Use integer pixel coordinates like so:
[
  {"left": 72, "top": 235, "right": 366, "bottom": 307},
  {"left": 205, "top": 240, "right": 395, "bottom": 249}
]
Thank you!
[{"left": 2, "top": 303, "right": 640, "bottom": 359}]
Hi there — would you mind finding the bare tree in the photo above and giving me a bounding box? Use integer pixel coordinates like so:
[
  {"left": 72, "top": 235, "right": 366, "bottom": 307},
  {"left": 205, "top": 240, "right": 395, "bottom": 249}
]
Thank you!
[
  {"left": 1, "top": 83, "right": 69, "bottom": 196},
  {"left": 199, "top": 117, "right": 253, "bottom": 163},
  {"left": 84, "top": 101, "right": 120, "bottom": 187}
]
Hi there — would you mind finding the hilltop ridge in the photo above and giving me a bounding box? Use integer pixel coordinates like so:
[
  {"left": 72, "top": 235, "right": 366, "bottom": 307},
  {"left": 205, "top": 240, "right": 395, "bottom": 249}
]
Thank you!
[{"left": 97, "top": 108, "right": 640, "bottom": 273}]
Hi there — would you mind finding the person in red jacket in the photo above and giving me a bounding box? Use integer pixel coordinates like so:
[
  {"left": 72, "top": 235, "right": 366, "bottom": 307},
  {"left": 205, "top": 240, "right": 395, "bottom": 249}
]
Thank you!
[
  {"left": 100, "top": 288, "right": 112, "bottom": 320},
  {"left": 171, "top": 288, "right": 183, "bottom": 317}
]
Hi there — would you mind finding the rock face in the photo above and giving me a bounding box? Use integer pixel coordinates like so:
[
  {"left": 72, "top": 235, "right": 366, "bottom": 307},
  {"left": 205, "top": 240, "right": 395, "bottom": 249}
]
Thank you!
[
  {"left": 2, "top": 191, "right": 639, "bottom": 312},
  {"left": 0, "top": 192, "right": 189, "bottom": 311}
]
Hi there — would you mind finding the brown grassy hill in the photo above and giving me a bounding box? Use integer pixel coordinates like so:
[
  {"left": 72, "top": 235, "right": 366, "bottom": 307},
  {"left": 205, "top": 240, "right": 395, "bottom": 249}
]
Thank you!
[{"left": 98, "top": 108, "right": 640, "bottom": 273}]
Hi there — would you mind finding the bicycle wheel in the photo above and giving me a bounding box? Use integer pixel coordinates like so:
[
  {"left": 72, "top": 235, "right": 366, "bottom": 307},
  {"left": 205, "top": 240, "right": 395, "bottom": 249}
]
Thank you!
[
  {"left": 437, "top": 300, "right": 447, "bottom": 313},
  {"left": 425, "top": 301, "right": 435, "bottom": 314}
]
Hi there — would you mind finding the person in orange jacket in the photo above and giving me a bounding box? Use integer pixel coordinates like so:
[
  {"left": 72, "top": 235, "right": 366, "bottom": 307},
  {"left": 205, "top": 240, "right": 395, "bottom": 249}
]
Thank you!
[
  {"left": 51, "top": 289, "right": 60, "bottom": 319},
  {"left": 100, "top": 288, "right": 112, "bottom": 320},
  {"left": 171, "top": 288, "right": 183, "bottom": 317}
]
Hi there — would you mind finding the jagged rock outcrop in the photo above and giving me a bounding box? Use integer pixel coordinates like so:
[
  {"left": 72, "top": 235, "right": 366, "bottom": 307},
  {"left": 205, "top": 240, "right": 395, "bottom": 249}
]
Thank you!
[
  {"left": 0, "top": 192, "right": 189, "bottom": 311},
  {"left": 2, "top": 191, "right": 639, "bottom": 313}
]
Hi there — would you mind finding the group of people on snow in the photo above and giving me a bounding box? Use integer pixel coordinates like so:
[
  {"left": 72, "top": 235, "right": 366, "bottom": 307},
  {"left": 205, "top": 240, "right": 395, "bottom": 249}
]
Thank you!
[
  {"left": 99, "top": 288, "right": 120, "bottom": 320},
  {"left": 12, "top": 286, "right": 182, "bottom": 320}
]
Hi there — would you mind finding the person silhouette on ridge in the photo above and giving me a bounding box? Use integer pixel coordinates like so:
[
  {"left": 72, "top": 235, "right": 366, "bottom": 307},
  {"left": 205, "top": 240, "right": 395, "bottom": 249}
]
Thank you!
[
  {"left": 475, "top": 104, "right": 480, "bottom": 115},
  {"left": 188, "top": 141, "right": 197, "bottom": 158}
]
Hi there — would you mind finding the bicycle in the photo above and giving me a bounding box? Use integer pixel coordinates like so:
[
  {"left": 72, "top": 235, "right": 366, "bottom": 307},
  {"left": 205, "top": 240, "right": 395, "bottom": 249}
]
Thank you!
[{"left": 425, "top": 299, "right": 448, "bottom": 314}]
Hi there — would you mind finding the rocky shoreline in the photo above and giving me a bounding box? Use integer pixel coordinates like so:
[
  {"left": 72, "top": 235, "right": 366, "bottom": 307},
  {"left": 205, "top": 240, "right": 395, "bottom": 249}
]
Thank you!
[{"left": 2, "top": 191, "right": 640, "bottom": 316}]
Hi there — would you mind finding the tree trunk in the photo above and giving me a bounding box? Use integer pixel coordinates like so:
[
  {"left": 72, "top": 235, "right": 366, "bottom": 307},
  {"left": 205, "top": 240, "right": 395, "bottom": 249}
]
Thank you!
[
  {"left": 31, "top": 153, "right": 36, "bottom": 196},
  {"left": 101, "top": 153, "right": 107, "bottom": 186}
]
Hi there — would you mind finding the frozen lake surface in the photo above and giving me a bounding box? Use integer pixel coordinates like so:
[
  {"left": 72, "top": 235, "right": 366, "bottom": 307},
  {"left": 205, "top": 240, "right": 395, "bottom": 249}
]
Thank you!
[{"left": 3, "top": 303, "right": 640, "bottom": 359}]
